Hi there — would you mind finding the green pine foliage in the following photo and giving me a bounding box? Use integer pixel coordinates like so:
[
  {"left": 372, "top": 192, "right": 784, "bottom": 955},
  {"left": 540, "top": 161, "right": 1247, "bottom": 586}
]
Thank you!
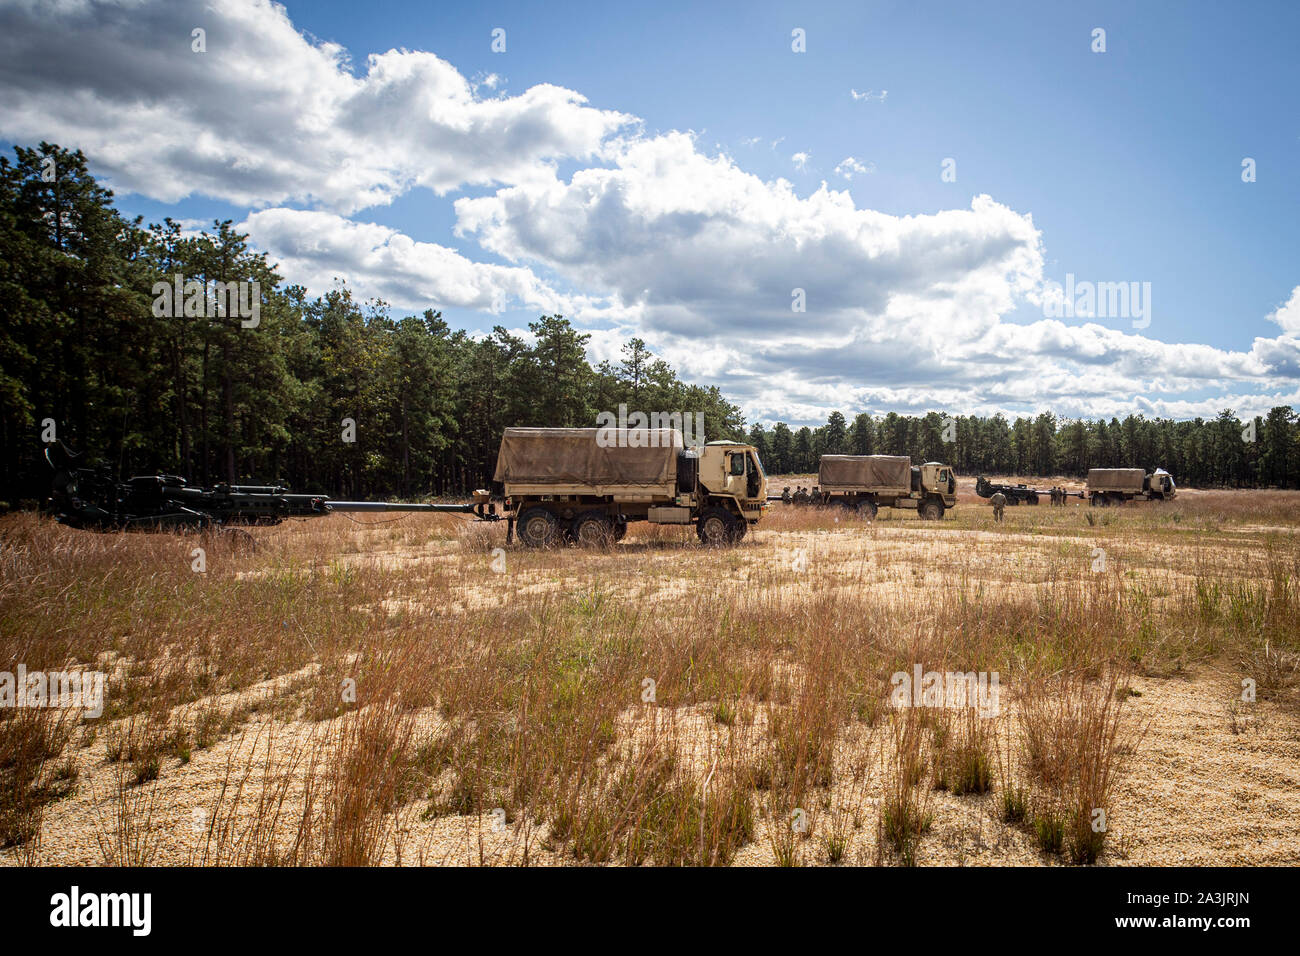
[
  {"left": 0, "top": 144, "right": 745, "bottom": 501},
  {"left": 2, "top": 143, "right": 1296, "bottom": 500}
]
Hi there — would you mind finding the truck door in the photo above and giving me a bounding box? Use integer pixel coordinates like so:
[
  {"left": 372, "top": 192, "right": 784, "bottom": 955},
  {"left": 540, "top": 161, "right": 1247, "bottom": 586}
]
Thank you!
[
  {"left": 745, "top": 452, "right": 763, "bottom": 498},
  {"left": 725, "top": 451, "right": 746, "bottom": 496}
]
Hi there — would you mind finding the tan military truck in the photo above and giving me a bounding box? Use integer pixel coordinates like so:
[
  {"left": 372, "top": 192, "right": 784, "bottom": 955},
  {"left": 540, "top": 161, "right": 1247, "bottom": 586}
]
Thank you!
[
  {"left": 493, "top": 427, "right": 767, "bottom": 546},
  {"left": 1086, "top": 468, "right": 1176, "bottom": 506},
  {"left": 816, "top": 455, "right": 957, "bottom": 519}
]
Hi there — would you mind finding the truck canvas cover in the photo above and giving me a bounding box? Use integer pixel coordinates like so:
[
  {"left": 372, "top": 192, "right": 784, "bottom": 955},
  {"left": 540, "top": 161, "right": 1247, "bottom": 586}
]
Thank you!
[
  {"left": 819, "top": 455, "right": 911, "bottom": 489},
  {"left": 494, "top": 428, "right": 681, "bottom": 485},
  {"left": 1086, "top": 468, "right": 1145, "bottom": 491}
]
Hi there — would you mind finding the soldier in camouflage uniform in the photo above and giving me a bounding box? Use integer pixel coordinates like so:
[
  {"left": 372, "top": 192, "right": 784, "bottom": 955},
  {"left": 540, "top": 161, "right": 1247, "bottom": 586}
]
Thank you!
[
  {"left": 781, "top": 486, "right": 792, "bottom": 504},
  {"left": 991, "top": 491, "right": 1006, "bottom": 523}
]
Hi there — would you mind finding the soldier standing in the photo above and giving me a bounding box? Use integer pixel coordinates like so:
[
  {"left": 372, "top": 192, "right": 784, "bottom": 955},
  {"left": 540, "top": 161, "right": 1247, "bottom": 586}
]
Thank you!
[{"left": 991, "top": 491, "right": 1006, "bottom": 523}]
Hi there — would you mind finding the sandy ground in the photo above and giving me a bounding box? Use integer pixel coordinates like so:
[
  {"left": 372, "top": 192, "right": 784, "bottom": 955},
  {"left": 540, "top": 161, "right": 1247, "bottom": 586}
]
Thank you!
[{"left": 13, "top": 666, "right": 1295, "bottom": 867}]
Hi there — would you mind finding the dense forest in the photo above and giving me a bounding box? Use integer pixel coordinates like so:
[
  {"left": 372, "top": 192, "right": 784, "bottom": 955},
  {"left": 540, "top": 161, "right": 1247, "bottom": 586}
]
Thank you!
[
  {"left": 0, "top": 144, "right": 745, "bottom": 502},
  {"left": 749, "top": 407, "right": 1299, "bottom": 487},
  {"left": 2, "top": 142, "right": 1297, "bottom": 505}
]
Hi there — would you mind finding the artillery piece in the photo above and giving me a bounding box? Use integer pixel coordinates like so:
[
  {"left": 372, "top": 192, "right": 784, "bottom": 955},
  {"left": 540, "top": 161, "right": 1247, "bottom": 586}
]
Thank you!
[
  {"left": 974, "top": 476, "right": 1083, "bottom": 505},
  {"left": 44, "top": 444, "right": 499, "bottom": 531}
]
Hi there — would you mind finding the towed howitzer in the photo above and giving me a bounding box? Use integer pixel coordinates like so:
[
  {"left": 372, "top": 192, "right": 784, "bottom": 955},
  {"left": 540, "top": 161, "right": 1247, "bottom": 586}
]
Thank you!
[
  {"left": 44, "top": 444, "right": 500, "bottom": 531},
  {"left": 974, "top": 476, "right": 1082, "bottom": 506}
]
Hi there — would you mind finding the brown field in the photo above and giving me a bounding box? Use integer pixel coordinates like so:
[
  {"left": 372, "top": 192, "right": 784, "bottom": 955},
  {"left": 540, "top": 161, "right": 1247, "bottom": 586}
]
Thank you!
[{"left": 1, "top": 476, "right": 1298, "bottom": 867}]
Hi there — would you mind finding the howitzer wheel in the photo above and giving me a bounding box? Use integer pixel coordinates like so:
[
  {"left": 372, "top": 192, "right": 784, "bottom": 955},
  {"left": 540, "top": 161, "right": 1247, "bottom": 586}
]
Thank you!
[{"left": 517, "top": 507, "right": 560, "bottom": 548}]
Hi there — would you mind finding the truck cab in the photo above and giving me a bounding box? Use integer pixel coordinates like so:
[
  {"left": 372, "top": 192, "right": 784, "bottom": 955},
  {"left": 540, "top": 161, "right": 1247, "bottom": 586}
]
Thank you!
[
  {"left": 698, "top": 441, "right": 768, "bottom": 528},
  {"left": 1146, "top": 469, "right": 1176, "bottom": 500},
  {"left": 699, "top": 441, "right": 767, "bottom": 501},
  {"left": 918, "top": 462, "right": 958, "bottom": 505}
]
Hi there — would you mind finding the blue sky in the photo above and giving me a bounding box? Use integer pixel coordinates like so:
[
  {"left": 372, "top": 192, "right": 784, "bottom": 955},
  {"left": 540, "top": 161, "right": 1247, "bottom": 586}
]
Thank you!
[{"left": 2, "top": 0, "right": 1297, "bottom": 424}]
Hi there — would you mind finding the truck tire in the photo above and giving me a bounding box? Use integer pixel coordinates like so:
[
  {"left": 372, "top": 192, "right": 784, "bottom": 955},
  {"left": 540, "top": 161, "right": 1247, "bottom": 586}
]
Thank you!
[
  {"left": 857, "top": 500, "right": 878, "bottom": 520},
  {"left": 517, "top": 507, "right": 560, "bottom": 548},
  {"left": 573, "top": 510, "right": 614, "bottom": 547},
  {"left": 613, "top": 519, "right": 628, "bottom": 542},
  {"left": 920, "top": 500, "right": 944, "bottom": 521},
  {"left": 697, "top": 506, "right": 738, "bottom": 546}
]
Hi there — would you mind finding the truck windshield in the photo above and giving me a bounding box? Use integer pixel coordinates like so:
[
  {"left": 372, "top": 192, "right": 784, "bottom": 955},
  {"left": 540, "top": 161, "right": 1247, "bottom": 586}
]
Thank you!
[{"left": 747, "top": 452, "right": 764, "bottom": 478}]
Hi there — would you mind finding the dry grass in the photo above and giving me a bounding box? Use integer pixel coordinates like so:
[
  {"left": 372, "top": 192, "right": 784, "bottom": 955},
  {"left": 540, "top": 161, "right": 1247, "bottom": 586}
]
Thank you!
[{"left": 1, "top": 479, "right": 1298, "bottom": 866}]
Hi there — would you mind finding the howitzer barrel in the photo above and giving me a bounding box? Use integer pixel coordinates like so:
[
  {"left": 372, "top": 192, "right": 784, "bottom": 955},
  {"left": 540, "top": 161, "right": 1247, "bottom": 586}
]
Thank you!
[
  {"left": 324, "top": 496, "right": 501, "bottom": 520},
  {"left": 325, "top": 501, "right": 475, "bottom": 514}
]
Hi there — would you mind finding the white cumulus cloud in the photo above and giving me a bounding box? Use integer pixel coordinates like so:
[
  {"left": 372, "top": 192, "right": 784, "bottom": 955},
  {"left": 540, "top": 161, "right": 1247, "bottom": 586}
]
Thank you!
[
  {"left": 834, "top": 157, "right": 874, "bottom": 179},
  {"left": 1, "top": 0, "right": 1296, "bottom": 424},
  {"left": 0, "top": 0, "right": 631, "bottom": 213}
]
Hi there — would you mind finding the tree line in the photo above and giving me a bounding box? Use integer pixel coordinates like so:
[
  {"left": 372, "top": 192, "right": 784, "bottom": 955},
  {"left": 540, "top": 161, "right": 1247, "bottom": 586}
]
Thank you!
[
  {"left": 748, "top": 409, "right": 1300, "bottom": 487},
  {"left": 0, "top": 143, "right": 743, "bottom": 502},
  {"left": 2, "top": 143, "right": 1296, "bottom": 504}
]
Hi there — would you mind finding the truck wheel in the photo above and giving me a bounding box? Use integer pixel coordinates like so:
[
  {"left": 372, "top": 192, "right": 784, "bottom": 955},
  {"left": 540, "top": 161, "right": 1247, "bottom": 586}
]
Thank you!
[
  {"left": 517, "top": 507, "right": 560, "bottom": 548},
  {"left": 697, "top": 507, "right": 737, "bottom": 546},
  {"left": 573, "top": 511, "right": 614, "bottom": 548},
  {"left": 613, "top": 519, "right": 628, "bottom": 542},
  {"left": 920, "top": 500, "right": 944, "bottom": 521},
  {"left": 857, "top": 500, "right": 878, "bottom": 520}
]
